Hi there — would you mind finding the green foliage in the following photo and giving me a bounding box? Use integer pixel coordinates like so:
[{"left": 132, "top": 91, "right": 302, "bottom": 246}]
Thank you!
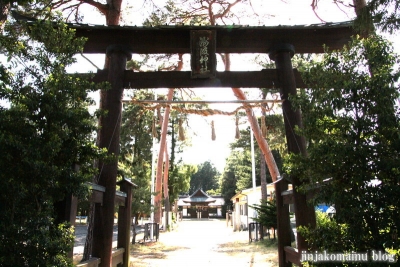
[
  {"left": 298, "top": 211, "right": 352, "bottom": 267},
  {"left": 219, "top": 154, "right": 238, "bottom": 211},
  {"left": 119, "top": 90, "right": 154, "bottom": 219},
  {"left": 119, "top": 90, "right": 193, "bottom": 216},
  {"left": 168, "top": 91, "right": 192, "bottom": 204},
  {"left": 298, "top": 211, "right": 350, "bottom": 252},
  {"left": 0, "top": 17, "right": 101, "bottom": 266},
  {"left": 206, "top": 188, "right": 221, "bottom": 195},
  {"left": 219, "top": 122, "right": 284, "bottom": 211},
  {"left": 287, "top": 35, "right": 400, "bottom": 266},
  {"left": 262, "top": 114, "right": 287, "bottom": 157},
  {"left": 229, "top": 128, "right": 257, "bottom": 191},
  {"left": 361, "top": 0, "right": 400, "bottom": 34},
  {"left": 189, "top": 160, "right": 219, "bottom": 194},
  {"left": 227, "top": 126, "right": 284, "bottom": 191},
  {"left": 250, "top": 196, "right": 277, "bottom": 231},
  {"left": 169, "top": 163, "right": 195, "bottom": 198}
]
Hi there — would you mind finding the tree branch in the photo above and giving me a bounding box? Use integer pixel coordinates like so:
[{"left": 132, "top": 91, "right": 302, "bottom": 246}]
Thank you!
[
  {"left": 213, "top": 0, "right": 241, "bottom": 22},
  {"left": 79, "top": 0, "right": 108, "bottom": 15},
  {"left": 310, "top": 0, "right": 326, "bottom": 23}
]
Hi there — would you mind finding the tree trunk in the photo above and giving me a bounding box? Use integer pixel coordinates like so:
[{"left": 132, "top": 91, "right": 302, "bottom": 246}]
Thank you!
[
  {"left": 163, "top": 146, "right": 170, "bottom": 230},
  {"left": 260, "top": 92, "right": 268, "bottom": 200},
  {"left": 353, "top": 0, "right": 367, "bottom": 16},
  {"left": 353, "top": 0, "right": 374, "bottom": 37},
  {"left": 105, "top": 0, "right": 122, "bottom": 25},
  {"left": 155, "top": 54, "right": 183, "bottom": 225},
  {"left": 81, "top": 202, "right": 95, "bottom": 261},
  {"left": 260, "top": 151, "right": 268, "bottom": 199},
  {"left": 169, "top": 117, "right": 176, "bottom": 209},
  {"left": 154, "top": 89, "right": 174, "bottom": 224}
]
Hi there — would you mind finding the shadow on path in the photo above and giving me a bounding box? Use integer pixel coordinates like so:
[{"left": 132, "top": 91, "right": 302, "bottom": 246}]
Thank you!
[{"left": 129, "top": 219, "right": 278, "bottom": 267}]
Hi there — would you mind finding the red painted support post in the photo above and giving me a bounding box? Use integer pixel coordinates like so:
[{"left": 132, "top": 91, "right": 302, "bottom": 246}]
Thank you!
[
  {"left": 117, "top": 178, "right": 137, "bottom": 267},
  {"left": 92, "top": 45, "right": 131, "bottom": 267},
  {"left": 269, "top": 44, "right": 316, "bottom": 254}
]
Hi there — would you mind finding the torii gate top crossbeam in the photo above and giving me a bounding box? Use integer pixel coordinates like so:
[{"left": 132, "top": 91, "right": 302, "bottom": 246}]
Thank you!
[
  {"left": 123, "top": 100, "right": 282, "bottom": 104},
  {"left": 71, "top": 22, "right": 355, "bottom": 54}
]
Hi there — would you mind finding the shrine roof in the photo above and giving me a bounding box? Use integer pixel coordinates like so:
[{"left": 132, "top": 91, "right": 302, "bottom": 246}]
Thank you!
[
  {"left": 177, "top": 193, "right": 225, "bottom": 206},
  {"left": 181, "top": 188, "right": 217, "bottom": 204},
  {"left": 208, "top": 197, "right": 225, "bottom": 206}
]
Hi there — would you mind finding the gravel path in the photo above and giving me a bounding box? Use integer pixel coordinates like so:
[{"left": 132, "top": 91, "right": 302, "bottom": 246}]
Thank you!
[{"left": 129, "top": 219, "right": 278, "bottom": 267}]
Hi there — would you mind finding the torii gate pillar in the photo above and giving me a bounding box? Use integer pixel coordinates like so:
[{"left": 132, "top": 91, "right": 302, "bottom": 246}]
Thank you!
[
  {"left": 269, "top": 44, "right": 316, "bottom": 254},
  {"left": 92, "top": 44, "right": 132, "bottom": 267}
]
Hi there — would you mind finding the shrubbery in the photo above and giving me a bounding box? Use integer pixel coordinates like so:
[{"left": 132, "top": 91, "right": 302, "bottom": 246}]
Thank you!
[
  {"left": 0, "top": 16, "right": 101, "bottom": 266},
  {"left": 286, "top": 35, "right": 400, "bottom": 266}
]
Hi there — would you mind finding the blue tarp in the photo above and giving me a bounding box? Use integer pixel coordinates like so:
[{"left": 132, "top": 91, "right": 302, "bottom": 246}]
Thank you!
[{"left": 315, "top": 205, "right": 329, "bottom": 212}]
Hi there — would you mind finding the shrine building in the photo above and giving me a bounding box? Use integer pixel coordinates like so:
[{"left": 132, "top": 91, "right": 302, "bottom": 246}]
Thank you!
[{"left": 178, "top": 188, "right": 225, "bottom": 219}]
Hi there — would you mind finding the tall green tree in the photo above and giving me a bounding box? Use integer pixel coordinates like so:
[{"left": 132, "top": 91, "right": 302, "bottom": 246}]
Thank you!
[
  {"left": 219, "top": 121, "right": 285, "bottom": 212},
  {"left": 189, "top": 160, "right": 219, "bottom": 194},
  {"left": 119, "top": 90, "right": 154, "bottom": 224},
  {"left": 362, "top": 0, "right": 400, "bottom": 33},
  {"left": 118, "top": 89, "right": 193, "bottom": 222},
  {"left": 169, "top": 163, "right": 195, "bottom": 200},
  {"left": 230, "top": 127, "right": 259, "bottom": 191},
  {"left": 168, "top": 91, "right": 192, "bottom": 205},
  {"left": 0, "top": 17, "right": 101, "bottom": 266},
  {"left": 220, "top": 153, "right": 238, "bottom": 212},
  {"left": 288, "top": 35, "right": 400, "bottom": 266}
]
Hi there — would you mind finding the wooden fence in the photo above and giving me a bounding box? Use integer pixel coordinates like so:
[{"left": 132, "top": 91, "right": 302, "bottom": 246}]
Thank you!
[
  {"left": 68, "top": 178, "right": 136, "bottom": 267},
  {"left": 76, "top": 248, "right": 125, "bottom": 267}
]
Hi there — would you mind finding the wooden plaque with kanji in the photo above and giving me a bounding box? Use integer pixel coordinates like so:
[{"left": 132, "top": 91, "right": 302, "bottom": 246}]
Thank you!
[{"left": 190, "top": 30, "right": 216, "bottom": 79}]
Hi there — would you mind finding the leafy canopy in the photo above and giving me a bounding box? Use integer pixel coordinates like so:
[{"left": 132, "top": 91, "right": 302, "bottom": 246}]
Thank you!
[
  {"left": 0, "top": 16, "right": 102, "bottom": 266},
  {"left": 287, "top": 35, "right": 400, "bottom": 265},
  {"left": 189, "top": 160, "right": 219, "bottom": 194}
]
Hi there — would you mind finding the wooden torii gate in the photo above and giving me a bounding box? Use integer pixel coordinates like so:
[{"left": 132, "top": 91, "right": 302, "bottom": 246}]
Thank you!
[{"left": 71, "top": 22, "right": 354, "bottom": 267}]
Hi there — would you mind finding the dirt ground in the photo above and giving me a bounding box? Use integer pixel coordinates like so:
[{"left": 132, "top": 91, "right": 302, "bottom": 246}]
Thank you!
[{"left": 128, "top": 219, "right": 278, "bottom": 267}]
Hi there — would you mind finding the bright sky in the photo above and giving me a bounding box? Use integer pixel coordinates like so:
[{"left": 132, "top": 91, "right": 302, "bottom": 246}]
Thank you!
[{"left": 67, "top": 0, "right": 399, "bottom": 172}]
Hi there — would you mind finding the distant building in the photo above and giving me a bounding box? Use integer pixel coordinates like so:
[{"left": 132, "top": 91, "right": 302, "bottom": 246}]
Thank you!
[
  {"left": 230, "top": 183, "right": 293, "bottom": 231},
  {"left": 177, "top": 188, "right": 225, "bottom": 218}
]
